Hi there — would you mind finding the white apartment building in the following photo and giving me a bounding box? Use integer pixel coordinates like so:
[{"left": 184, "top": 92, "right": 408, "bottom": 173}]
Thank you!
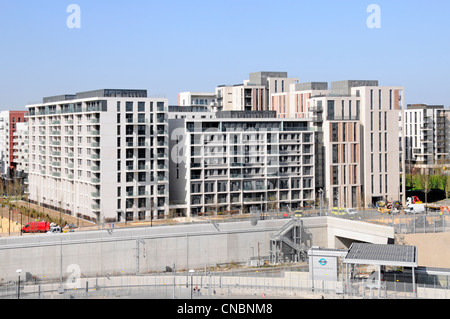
[
  {"left": 215, "top": 72, "right": 299, "bottom": 112},
  {"left": 404, "top": 104, "right": 450, "bottom": 173},
  {"left": 13, "top": 121, "right": 29, "bottom": 178},
  {"left": 0, "top": 110, "right": 28, "bottom": 179},
  {"left": 178, "top": 92, "right": 216, "bottom": 108},
  {"left": 26, "top": 89, "right": 169, "bottom": 223},
  {"left": 304, "top": 81, "right": 405, "bottom": 208},
  {"left": 169, "top": 110, "right": 316, "bottom": 217},
  {"left": 271, "top": 82, "right": 329, "bottom": 119},
  {"left": 348, "top": 82, "right": 405, "bottom": 207},
  {"left": 308, "top": 94, "right": 362, "bottom": 209},
  {"left": 215, "top": 83, "right": 267, "bottom": 112}
]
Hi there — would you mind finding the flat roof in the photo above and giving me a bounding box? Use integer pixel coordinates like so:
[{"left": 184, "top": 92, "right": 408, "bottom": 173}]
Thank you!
[{"left": 343, "top": 243, "right": 418, "bottom": 268}]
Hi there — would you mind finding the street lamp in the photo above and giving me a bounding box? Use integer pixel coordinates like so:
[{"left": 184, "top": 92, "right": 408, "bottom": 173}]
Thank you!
[
  {"left": 16, "top": 269, "right": 22, "bottom": 299},
  {"left": 189, "top": 269, "right": 195, "bottom": 299},
  {"left": 318, "top": 189, "right": 324, "bottom": 216}
]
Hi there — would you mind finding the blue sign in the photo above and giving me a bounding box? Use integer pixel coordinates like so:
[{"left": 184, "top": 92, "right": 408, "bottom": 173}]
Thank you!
[{"left": 319, "top": 258, "right": 327, "bottom": 266}]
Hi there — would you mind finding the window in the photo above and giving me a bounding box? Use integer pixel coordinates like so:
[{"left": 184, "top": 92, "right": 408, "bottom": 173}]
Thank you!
[
  {"left": 371, "top": 133, "right": 374, "bottom": 152},
  {"left": 332, "top": 166, "right": 339, "bottom": 185},
  {"left": 126, "top": 125, "right": 133, "bottom": 135},
  {"left": 349, "top": 100, "right": 352, "bottom": 119},
  {"left": 371, "top": 154, "right": 374, "bottom": 173},
  {"left": 126, "top": 102, "right": 133, "bottom": 112},
  {"left": 332, "top": 145, "right": 339, "bottom": 164},
  {"left": 370, "top": 90, "right": 373, "bottom": 110},
  {"left": 138, "top": 102, "right": 145, "bottom": 112},
  {"left": 389, "top": 90, "right": 392, "bottom": 110},
  {"left": 379, "top": 112, "right": 382, "bottom": 131},
  {"left": 126, "top": 172, "right": 133, "bottom": 182},
  {"left": 342, "top": 123, "right": 346, "bottom": 141},
  {"left": 331, "top": 123, "right": 338, "bottom": 142},
  {"left": 379, "top": 90, "right": 382, "bottom": 110},
  {"left": 328, "top": 100, "right": 335, "bottom": 119},
  {"left": 370, "top": 112, "right": 373, "bottom": 131}
]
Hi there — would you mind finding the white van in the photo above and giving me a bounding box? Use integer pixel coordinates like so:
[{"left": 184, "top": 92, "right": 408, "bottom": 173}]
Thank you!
[{"left": 404, "top": 204, "right": 425, "bottom": 214}]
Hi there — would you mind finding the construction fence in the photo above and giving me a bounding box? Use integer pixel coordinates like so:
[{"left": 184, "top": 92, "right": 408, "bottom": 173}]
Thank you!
[{"left": 1, "top": 267, "right": 450, "bottom": 300}]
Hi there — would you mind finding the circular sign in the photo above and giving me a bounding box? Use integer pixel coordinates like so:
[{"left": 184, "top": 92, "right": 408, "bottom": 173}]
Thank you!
[{"left": 319, "top": 258, "right": 327, "bottom": 266}]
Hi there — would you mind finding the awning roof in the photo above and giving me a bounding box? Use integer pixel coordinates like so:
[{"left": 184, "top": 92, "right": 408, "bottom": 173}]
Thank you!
[{"left": 343, "top": 243, "right": 418, "bottom": 268}]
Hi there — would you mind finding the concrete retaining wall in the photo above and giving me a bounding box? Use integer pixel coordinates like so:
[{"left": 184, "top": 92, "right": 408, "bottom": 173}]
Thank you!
[{"left": 0, "top": 217, "right": 394, "bottom": 283}]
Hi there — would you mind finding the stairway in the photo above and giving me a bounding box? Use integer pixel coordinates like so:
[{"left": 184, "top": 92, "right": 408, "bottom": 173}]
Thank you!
[{"left": 270, "top": 218, "right": 312, "bottom": 264}]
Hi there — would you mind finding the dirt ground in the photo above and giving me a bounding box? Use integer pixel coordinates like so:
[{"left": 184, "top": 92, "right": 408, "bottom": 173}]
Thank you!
[{"left": 402, "top": 232, "right": 450, "bottom": 268}]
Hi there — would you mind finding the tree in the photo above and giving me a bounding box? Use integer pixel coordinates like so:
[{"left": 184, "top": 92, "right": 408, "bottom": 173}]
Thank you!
[
  {"left": 419, "top": 173, "right": 431, "bottom": 211},
  {"left": 441, "top": 175, "right": 450, "bottom": 199}
]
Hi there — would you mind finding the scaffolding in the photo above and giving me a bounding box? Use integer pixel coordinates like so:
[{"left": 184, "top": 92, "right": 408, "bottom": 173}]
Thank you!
[{"left": 269, "top": 218, "right": 312, "bottom": 265}]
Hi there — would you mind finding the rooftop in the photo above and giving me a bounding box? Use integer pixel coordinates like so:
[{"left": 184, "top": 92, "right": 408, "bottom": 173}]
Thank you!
[
  {"left": 43, "top": 89, "right": 148, "bottom": 103},
  {"left": 344, "top": 243, "right": 418, "bottom": 267}
]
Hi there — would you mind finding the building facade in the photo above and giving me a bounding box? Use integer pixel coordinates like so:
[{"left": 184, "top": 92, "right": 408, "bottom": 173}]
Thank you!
[
  {"left": 26, "top": 89, "right": 169, "bottom": 223},
  {"left": 404, "top": 104, "right": 450, "bottom": 174},
  {"left": 0, "top": 110, "right": 29, "bottom": 178},
  {"left": 305, "top": 81, "right": 405, "bottom": 208},
  {"left": 169, "top": 110, "right": 316, "bottom": 217},
  {"left": 178, "top": 92, "right": 216, "bottom": 108}
]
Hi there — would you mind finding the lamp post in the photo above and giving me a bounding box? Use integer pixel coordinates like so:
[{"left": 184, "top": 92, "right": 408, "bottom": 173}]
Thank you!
[
  {"left": 189, "top": 269, "right": 195, "bottom": 299},
  {"left": 318, "top": 189, "right": 324, "bottom": 216},
  {"left": 16, "top": 269, "right": 22, "bottom": 299}
]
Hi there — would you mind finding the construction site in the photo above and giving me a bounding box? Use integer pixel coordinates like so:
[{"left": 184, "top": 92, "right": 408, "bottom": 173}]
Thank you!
[{"left": 1, "top": 197, "right": 450, "bottom": 299}]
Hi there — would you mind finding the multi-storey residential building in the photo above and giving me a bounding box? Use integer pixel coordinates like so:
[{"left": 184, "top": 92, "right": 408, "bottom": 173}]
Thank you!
[
  {"left": 308, "top": 94, "right": 362, "bottom": 209},
  {"left": 249, "top": 72, "right": 299, "bottom": 110},
  {"left": 178, "top": 92, "right": 216, "bottom": 108},
  {"left": 355, "top": 83, "right": 405, "bottom": 206},
  {"left": 305, "top": 81, "right": 405, "bottom": 208},
  {"left": 13, "top": 121, "right": 29, "bottom": 179},
  {"left": 0, "top": 110, "right": 29, "bottom": 178},
  {"left": 168, "top": 110, "right": 315, "bottom": 217},
  {"left": 26, "top": 89, "right": 169, "bottom": 223},
  {"left": 271, "top": 82, "right": 329, "bottom": 119},
  {"left": 404, "top": 104, "right": 450, "bottom": 174},
  {"left": 178, "top": 72, "right": 406, "bottom": 209},
  {"left": 216, "top": 83, "right": 267, "bottom": 111},
  {"left": 215, "top": 72, "right": 299, "bottom": 112}
]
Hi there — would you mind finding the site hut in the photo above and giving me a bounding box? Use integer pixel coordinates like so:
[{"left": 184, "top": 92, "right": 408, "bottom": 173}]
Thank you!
[
  {"left": 168, "top": 109, "right": 316, "bottom": 218},
  {"left": 25, "top": 89, "right": 169, "bottom": 224}
]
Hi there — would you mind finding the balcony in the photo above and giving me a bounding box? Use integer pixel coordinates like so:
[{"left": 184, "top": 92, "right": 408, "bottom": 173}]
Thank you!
[
  {"left": 91, "top": 192, "right": 101, "bottom": 198},
  {"left": 88, "top": 130, "right": 100, "bottom": 136}
]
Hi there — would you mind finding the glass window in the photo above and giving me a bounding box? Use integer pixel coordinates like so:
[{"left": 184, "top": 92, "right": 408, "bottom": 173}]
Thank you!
[{"left": 126, "top": 102, "right": 133, "bottom": 112}]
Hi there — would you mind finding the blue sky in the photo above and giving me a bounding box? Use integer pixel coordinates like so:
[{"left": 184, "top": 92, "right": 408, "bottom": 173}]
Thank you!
[{"left": 0, "top": 0, "right": 449, "bottom": 109}]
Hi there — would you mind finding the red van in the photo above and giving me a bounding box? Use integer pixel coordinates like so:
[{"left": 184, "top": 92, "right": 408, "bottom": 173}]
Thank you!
[{"left": 21, "top": 222, "right": 51, "bottom": 233}]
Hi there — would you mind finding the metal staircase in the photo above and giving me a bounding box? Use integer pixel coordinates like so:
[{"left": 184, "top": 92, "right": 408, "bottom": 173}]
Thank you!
[{"left": 269, "top": 219, "right": 312, "bottom": 265}]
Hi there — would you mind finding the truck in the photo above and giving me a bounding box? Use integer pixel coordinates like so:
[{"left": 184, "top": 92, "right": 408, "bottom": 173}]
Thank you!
[
  {"left": 406, "top": 196, "right": 422, "bottom": 206},
  {"left": 21, "top": 221, "right": 51, "bottom": 233},
  {"left": 47, "top": 224, "right": 62, "bottom": 234},
  {"left": 404, "top": 204, "right": 425, "bottom": 214}
]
